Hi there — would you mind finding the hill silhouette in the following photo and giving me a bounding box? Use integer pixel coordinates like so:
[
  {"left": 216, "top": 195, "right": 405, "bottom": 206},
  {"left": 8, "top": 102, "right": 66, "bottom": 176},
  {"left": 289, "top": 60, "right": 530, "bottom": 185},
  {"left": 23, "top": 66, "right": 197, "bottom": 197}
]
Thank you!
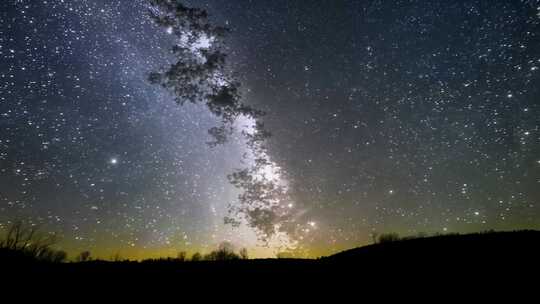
[
  {"left": 323, "top": 230, "right": 540, "bottom": 271},
  {"left": 2, "top": 230, "right": 539, "bottom": 287},
  {"left": 329, "top": 230, "right": 540, "bottom": 259}
]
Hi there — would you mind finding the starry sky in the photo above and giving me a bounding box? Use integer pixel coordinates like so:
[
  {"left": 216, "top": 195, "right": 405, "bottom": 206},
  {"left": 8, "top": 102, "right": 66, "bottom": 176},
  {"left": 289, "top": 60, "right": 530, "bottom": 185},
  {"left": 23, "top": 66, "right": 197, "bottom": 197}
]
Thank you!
[{"left": 1, "top": 0, "right": 539, "bottom": 259}]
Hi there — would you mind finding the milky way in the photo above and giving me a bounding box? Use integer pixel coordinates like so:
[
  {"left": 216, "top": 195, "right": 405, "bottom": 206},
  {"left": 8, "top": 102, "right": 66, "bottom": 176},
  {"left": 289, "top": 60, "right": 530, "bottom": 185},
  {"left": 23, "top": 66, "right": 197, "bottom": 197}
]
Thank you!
[{"left": 1, "top": 0, "right": 539, "bottom": 259}]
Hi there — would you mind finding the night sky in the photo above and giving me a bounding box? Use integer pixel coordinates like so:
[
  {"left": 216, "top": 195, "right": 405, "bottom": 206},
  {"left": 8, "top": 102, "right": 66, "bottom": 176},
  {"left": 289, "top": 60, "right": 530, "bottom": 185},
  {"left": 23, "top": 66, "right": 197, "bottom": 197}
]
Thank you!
[{"left": 1, "top": 0, "right": 539, "bottom": 259}]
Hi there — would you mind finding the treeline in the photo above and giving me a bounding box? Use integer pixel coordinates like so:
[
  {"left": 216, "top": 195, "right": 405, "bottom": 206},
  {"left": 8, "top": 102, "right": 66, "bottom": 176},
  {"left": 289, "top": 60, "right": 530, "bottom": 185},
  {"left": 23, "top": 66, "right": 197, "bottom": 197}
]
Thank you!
[
  {"left": 0, "top": 220, "right": 250, "bottom": 263},
  {"left": 372, "top": 230, "right": 504, "bottom": 244},
  {"left": 75, "top": 242, "right": 250, "bottom": 263},
  {"left": 146, "top": 242, "right": 249, "bottom": 263},
  {"left": 3, "top": 220, "right": 534, "bottom": 264}
]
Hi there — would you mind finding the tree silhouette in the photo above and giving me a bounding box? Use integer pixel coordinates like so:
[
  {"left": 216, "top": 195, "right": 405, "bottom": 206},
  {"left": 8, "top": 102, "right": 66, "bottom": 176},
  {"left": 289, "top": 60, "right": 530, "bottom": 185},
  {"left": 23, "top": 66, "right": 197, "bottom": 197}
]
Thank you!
[
  {"left": 204, "top": 242, "right": 240, "bottom": 261},
  {"left": 371, "top": 232, "right": 379, "bottom": 244},
  {"left": 226, "top": 164, "right": 293, "bottom": 242},
  {"left": 111, "top": 253, "right": 123, "bottom": 262},
  {"left": 76, "top": 251, "right": 91, "bottom": 262},
  {"left": 191, "top": 252, "right": 202, "bottom": 262},
  {"left": 51, "top": 250, "right": 68, "bottom": 263},
  {"left": 1, "top": 220, "right": 39, "bottom": 250},
  {"left": 0, "top": 220, "right": 63, "bottom": 262},
  {"left": 177, "top": 251, "right": 187, "bottom": 262},
  {"left": 147, "top": 0, "right": 263, "bottom": 145},
  {"left": 239, "top": 248, "right": 249, "bottom": 260},
  {"left": 147, "top": 0, "right": 285, "bottom": 243},
  {"left": 378, "top": 233, "right": 401, "bottom": 244}
]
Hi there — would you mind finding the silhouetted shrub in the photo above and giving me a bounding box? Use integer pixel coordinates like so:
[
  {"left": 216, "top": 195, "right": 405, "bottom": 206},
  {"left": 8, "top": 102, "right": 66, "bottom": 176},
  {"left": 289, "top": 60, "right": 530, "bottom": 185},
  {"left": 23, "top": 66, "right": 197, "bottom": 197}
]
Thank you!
[
  {"left": 51, "top": 250, "right": 68, "bottom": 263},
  {"left": 204, "top": 242, "right": 240, "bottom": 261},
  {"left": 378, "top": 233, "right": 400, "bottom": 243},
  {"left": 177, "top": 251, "right": 187, "bottom": 262},
  {"left": 276, "top": 252, "right": 290, "bottom": 259},
  {"left": 76, "top": 251, "right": 91, "bottom": 262},
  {"left": 191, "top": 252, "right": 202, "bottom": 262},
  {"left": 239, "top": 248, "right": 249, "bottom": 260},
  {"left": 111, "top": 253, "right": 124, "bottom": 262}
]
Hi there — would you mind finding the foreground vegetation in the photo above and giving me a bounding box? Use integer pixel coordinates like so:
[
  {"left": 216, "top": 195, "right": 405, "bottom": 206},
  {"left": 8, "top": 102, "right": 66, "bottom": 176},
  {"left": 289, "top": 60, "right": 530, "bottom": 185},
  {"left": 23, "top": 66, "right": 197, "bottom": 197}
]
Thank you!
[
  {"left": 2, "top": 220, "right": 539, "bottom": 283},
  {"left": 0, "top": 221, "right": 540, "bottom": 268}
]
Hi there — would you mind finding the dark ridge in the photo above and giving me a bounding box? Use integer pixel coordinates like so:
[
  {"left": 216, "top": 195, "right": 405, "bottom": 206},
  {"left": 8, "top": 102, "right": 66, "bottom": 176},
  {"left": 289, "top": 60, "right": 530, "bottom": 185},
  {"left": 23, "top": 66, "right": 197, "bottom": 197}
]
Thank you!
[
  {"left": 2, "top": 230, "right": 539, "bottom": 287},
  {"left": 325, "top": 230, "right": 540, "bottom": 262}
]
